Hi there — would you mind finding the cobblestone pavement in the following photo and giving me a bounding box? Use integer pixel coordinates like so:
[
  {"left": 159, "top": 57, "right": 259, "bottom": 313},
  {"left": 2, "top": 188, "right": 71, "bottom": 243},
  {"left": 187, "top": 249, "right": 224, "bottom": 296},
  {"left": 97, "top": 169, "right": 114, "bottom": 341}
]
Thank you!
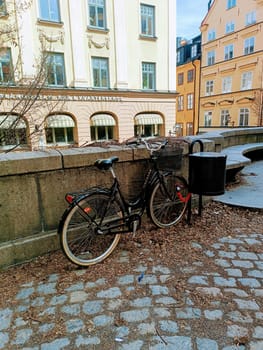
[{"left": 0, "top": 231, "right": 263, "bottom": 350}]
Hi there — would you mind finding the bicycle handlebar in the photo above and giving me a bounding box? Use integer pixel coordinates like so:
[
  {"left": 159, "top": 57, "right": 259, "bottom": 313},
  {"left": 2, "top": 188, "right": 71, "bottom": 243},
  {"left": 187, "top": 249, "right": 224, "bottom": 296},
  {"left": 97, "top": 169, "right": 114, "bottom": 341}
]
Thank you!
[{"left": 126, "top": 137, "right": 168, "bottom": 155}]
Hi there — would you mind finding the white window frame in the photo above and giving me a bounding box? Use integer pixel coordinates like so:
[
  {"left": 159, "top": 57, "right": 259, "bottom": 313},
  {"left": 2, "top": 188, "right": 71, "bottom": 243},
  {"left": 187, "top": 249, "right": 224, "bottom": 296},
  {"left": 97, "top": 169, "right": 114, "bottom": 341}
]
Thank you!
[
  {"left": 47, "top": 52, "right": 66, "bottom": 86},
  {"left": 92, "top": 57, "right": 109, "bottom": 88},
  {"left": 0, "top": 48, "right": 13, "bottom": 83},
  {"left": 227, "top": 0, "right": 236, "bottom": 9},
  {"left": 88, "top": 0, "right": 106, "bottom": 29},
  {"left": 140, "top": 4, "right": 155, "bottom": 37},
  {"left": 226, "top": 21, "right": 235, "bottom": 33},
  {"left": 187, "top": 93, "right": 193, "bottom": 110},
  {"left": 177, "top": 95, "right": 184, "bottom": 111},
  {"left": 204, "top": 111, "right": 212, "bottom": 126},
  {"left": 244, "top": 37, "right": 255, "bottom": 55},
  {"left": 207, "top": 50, "right": 215, "bottom": 66},
  {"left": 38, "top": 0, "right": 61, "bottom": 22},
  {"left": 220, "top": 109, "right": 230, "bottom": 126},
  {"left": 224, "top": 44, "right": 234, "bottom": 60},
  {"left": 205, "top": 80, "right": 214, "bottom": 96},
  {"left": 246, "top": 11, "right": 256, "bottom": 26},
  {"left": 239, "top": 108, "right": 249, "bottom": 126},
  {"left": 222, "top": 76, "right": 232, "bottom": 93},
  {"left": 241, "top": 71, "right": 252, "bottom": 90},
  {"left": 142, "top": 62, "right": 156, "bottom": 90},
  {"left": 208, "top": 29, "right": 216, "bottom": 41}
]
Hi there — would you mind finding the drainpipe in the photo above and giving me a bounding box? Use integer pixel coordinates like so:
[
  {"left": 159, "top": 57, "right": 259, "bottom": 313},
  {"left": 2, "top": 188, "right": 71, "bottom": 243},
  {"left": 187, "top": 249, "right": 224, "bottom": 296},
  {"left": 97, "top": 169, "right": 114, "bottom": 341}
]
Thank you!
[{"left": 192, "top": 58, "right": 201, "bottom": 135}]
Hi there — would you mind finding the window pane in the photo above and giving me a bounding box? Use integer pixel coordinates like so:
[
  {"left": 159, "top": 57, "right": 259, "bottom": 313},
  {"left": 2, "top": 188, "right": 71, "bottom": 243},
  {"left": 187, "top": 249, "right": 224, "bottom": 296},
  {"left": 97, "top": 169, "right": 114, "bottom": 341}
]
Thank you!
[
  {"left": 0, "top": 49, "right": 13, "bottom": 83},
  {"left": 142, "top": 62, "right": 155, "bottom": 90},
  {"left": 92, "top": 57, "right": 109, "bottom": 88},
  {"left": 88, "top": 0, "right": 105, "bottom": 28},
  {"left": 39, "top": 0, "right": 60, "bottom": 22},
  {"left": 141, "top": 4, "right": 155, "bottom": 36},
  {"left": 47, "top": 53, "right": 66, "bottom": 86}
]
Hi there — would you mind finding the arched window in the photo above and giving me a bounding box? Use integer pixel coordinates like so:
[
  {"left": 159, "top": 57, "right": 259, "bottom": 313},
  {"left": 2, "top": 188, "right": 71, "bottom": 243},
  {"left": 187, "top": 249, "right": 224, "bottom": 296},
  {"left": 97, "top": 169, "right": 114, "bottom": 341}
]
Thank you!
[
  {"left": 134, "top": 113, "right": 163, "bottom": 137},
  {"left": 0, "top": 114, "right": 27, "bottom": 150},
  {"left": 45, "top": 114, "right": 75, "bottom": 145},
  {"left": 90, "top": 114, "right": 116, "bottom": 141}
]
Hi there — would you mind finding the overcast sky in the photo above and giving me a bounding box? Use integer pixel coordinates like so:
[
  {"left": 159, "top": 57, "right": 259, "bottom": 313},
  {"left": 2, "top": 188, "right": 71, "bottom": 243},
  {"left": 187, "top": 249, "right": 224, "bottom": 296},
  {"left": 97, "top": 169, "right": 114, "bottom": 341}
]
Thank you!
[{"left": 176, "top": 0, "right": 209, "bottom": 39}]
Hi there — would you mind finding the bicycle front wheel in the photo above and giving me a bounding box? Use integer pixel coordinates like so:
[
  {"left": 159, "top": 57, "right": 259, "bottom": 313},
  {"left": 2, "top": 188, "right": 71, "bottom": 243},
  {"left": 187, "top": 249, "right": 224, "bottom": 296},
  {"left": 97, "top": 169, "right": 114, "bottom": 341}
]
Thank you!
[
  {"left": 60, "top": 193, "right": 122, "bottom": 266},
  {"left": 149, "top": 174, "right": 189, "bottom": 228}
]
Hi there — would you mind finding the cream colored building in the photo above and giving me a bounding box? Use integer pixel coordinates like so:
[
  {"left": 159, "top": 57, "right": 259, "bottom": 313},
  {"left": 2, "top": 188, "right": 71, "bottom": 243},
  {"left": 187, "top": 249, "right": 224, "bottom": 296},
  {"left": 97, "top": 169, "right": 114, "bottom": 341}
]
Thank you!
[
  {"left": 199, "top": 0, "right": 263, "bottom": 132},
  {"left": 0, "top": 0, "right": 177, "bottom": 151}
]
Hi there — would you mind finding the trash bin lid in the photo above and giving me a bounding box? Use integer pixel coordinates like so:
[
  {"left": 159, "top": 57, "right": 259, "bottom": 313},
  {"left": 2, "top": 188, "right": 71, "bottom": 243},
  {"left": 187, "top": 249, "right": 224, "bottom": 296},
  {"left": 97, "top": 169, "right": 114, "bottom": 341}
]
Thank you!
[{"left": 189, "top": 152, "right": 227, "bottom": 158}]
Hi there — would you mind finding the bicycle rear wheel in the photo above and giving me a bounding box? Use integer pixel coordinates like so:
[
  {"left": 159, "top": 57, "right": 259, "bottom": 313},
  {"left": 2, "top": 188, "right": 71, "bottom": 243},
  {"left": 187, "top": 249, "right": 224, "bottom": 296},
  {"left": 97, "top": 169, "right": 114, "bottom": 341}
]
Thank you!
[
  {"left": 149, "top": 174, "right": 189, "bottom": 228},
  {"left": 60, "top": 192, "right": 122, "bottom": 266}
]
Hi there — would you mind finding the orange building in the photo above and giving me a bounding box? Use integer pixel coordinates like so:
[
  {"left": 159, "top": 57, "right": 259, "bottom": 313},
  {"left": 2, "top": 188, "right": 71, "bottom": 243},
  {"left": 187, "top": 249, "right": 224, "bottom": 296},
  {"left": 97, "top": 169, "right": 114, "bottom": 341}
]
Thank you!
[
  {"left": 199, "top": 0, "right": 263, "bottom": 131},
  {"left": 176, "top": 36, "right": 201, "bottom": 136}
]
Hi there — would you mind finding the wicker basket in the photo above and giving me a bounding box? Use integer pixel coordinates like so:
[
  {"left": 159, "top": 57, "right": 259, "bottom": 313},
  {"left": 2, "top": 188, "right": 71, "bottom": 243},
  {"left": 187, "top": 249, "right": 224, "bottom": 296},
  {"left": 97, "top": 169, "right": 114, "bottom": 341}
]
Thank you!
[{"left": 156, "top": 145, "right": 183, "bottom": 171}]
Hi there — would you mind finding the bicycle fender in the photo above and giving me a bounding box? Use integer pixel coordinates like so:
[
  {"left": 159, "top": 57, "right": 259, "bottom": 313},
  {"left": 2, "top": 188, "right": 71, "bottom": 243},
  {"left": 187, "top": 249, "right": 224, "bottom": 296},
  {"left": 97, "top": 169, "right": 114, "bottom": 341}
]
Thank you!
[{"left": 58, "top": 187, "right": 111, "bottom": 234}]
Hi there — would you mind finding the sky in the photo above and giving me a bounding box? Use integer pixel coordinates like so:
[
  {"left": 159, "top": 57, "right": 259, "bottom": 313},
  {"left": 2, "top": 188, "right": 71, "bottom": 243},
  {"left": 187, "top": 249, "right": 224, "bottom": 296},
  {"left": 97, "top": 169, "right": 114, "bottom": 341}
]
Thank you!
[{"left": 176, "top": 0, "right": 210, "bottom": 39}]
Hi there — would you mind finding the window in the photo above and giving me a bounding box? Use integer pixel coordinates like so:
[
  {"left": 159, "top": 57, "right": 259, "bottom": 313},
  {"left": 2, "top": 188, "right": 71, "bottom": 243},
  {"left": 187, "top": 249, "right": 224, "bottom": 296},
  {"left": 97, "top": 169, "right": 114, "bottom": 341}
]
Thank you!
[
  {"left": 246, "top": 11, "right": 256, "bottom": 26},
  {"left": 0, "top": 115, "right": 27, "bottom": 149},
  {"left": 88, "top": 0, "right": 106, "bottom": 29},
  {"left": 187, "top": 69, "right": 194, "bottom": 83},
  {"left": 224, "top": 44, "right": 234, "bottom": 60},
  {"left": 47, "top": 53, "right": 66, "bottom": 86},
  {"left": 187, "top": 94, "right": 193, "bottom": 110},
  {"left": 227, "top": 0, "right": 236, "bottom": 9},
  {"left": 241, "top": 71, "right": 252, "bottom": 90},
  {"left": 134, "top": 114, "right": 163, "bottom": 138},
  {"left": 38, "top": 0, "right": 60, "bottom": 22},
  {"left": 226, "top": 21, "right": 235, "bottom": 33},
  {"left": 92, "top": 57, "right": 109, "bottom": 88},
  {"left": 239, "top": 108, "right": 249, "bottom": 126},
  {"left": 222, "top": 76, "right": 232, "bottom": 93},
  {"left": 221, "top": 110, "right": 230, "bottom": 126},
  {"left": 178, "top": 72, "right": 184, "bottom": 85},
  {"left": 191, "top": 44, "right": 197, "bottom": 58},
  {"left": 244, "top": 37, "right": 255, "bottom": 55},
  {"left": 186, "top": 122, "right": 193, "bottom": 136},
  {"left": 205, "top": 80, "right": 214, "bottom": 96},
  {"left": 45, "top": 114, "right": 75, "bottom": 145},
  {"left": 177, "top": 95, "right": 184, "bottom": 111},
  {"left": 0, "top": 48, "right": 13, "bottom": 83},
  {"left": 142, "top": 62, "right": 155, "bottom": 90},
  {"left": 90, "top": 114, "right": 116, "bottom": 141},
  {"left": 204, "top": 111, "right": 212, "bottom": 126},
  {"left": 140, "top": 4, "right": 155, "bottom": 37},
  {"left": 207, "top": 50, "right": 215, "bottom": 66},
  {"left": 208, "top": 29, "right": 216, "bottom": 41},
  {"left": 0, "top": 0, "right": 7, "bottom": 14}
]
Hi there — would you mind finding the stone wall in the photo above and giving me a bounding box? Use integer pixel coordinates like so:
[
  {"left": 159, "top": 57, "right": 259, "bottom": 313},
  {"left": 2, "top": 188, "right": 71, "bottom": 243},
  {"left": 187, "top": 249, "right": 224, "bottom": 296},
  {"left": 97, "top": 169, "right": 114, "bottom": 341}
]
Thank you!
[{"left": 1, "top": 127, "right": 263, "bottom": 269}]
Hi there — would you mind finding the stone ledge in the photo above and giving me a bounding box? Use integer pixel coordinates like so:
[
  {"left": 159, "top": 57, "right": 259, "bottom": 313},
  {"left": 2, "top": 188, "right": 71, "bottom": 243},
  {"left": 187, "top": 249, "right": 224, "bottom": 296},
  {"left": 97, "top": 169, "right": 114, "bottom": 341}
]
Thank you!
[{"left": 223, "top": 143, "right": 263, "bottom": 170}]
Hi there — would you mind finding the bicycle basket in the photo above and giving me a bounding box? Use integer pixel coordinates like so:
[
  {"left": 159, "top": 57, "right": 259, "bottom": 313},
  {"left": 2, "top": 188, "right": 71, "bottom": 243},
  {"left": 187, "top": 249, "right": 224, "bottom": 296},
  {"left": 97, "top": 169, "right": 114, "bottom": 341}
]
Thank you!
[{"left": 156, "top": 144, "right": 183, "bottom": 171}]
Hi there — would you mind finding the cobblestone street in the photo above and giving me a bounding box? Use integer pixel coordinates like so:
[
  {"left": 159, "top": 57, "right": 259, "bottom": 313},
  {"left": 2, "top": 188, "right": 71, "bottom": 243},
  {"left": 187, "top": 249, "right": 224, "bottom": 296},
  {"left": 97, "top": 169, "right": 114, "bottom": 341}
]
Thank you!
[{"left": 0, "top": 228, "right": 263, "bottom": 350}]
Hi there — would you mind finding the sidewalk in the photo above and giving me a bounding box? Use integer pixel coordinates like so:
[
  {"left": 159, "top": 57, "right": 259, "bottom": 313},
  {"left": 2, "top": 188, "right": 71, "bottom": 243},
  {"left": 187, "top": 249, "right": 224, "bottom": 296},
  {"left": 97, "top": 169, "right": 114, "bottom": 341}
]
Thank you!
[
  {"left": 0, "top": 162, "right": 262, "bottom": 350},
  {"left": 215, "top": 160, "right": 263, "bottom": 209}
]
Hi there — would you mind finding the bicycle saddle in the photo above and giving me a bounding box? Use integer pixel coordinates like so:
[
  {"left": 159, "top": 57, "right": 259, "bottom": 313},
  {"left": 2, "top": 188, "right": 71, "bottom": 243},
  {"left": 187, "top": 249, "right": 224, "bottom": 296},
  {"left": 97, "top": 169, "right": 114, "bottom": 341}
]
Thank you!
[{"left": 94, "top": 156, "right": 119, "bottom": 170}]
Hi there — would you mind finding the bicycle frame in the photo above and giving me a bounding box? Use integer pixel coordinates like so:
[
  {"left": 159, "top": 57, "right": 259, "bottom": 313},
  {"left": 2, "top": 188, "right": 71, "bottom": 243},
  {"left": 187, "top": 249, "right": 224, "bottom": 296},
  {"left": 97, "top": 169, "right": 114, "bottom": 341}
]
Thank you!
[{"left": 62, "top": 160, "right": 170, "bottom": 236}]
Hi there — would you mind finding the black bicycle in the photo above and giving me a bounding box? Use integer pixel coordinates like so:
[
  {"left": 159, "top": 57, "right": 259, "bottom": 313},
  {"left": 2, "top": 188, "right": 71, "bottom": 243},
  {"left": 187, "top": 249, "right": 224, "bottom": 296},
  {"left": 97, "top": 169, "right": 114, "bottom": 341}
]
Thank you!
[{"left": 58, "top": 137, "right": 190, "bottom": 266}]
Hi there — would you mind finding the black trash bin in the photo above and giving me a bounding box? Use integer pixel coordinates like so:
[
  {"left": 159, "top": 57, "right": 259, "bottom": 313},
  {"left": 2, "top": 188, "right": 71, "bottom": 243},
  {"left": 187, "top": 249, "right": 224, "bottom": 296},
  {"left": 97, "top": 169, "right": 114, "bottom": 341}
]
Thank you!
[{"left": 189, "top": 151, "right": 227, "bottom": 195}]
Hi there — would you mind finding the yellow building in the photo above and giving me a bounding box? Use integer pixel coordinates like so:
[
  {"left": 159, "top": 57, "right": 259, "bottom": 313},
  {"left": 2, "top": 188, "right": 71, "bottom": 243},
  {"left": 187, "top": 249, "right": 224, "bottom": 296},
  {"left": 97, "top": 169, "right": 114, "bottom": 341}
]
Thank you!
[
  {"left": 199, "top": 0, "right": 263, "bottom": 132},
  {"left": 0, "top": 0, "right": 177, "bottom": 151},
  {"left": 176, "top": 36, "right": 201, "bottom": 136}
]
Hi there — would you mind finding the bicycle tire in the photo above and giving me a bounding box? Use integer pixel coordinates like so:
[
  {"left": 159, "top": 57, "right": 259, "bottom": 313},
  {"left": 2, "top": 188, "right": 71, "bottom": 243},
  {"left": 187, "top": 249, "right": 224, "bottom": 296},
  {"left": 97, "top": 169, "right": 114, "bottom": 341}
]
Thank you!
[
  {"left": 149, "top": 173, "right": 189, "bottom": 228},
  {"left": 60, "top": 192, "right": 122, "bottom": 266}
]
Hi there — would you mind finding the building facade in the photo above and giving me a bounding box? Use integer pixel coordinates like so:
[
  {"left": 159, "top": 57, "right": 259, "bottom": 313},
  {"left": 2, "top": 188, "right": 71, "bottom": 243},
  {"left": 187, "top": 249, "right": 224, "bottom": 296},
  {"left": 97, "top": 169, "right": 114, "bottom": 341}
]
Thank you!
[
  {"left": 176, "top": 35, "right": 201, "bottom": 136},
  {"left": 199, "top": 0, "right": 263, "bottom": 132},
  {"left": 0, "top": 0, "right": 177, "bottom": 151}
]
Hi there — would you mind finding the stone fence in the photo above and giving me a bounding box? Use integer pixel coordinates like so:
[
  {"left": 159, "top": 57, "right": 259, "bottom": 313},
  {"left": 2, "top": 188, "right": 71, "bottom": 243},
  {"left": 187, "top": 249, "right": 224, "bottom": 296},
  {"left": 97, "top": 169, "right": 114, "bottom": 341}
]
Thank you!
[{"left": 1, "top": 127, "right": 263, "bottom": 269}]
